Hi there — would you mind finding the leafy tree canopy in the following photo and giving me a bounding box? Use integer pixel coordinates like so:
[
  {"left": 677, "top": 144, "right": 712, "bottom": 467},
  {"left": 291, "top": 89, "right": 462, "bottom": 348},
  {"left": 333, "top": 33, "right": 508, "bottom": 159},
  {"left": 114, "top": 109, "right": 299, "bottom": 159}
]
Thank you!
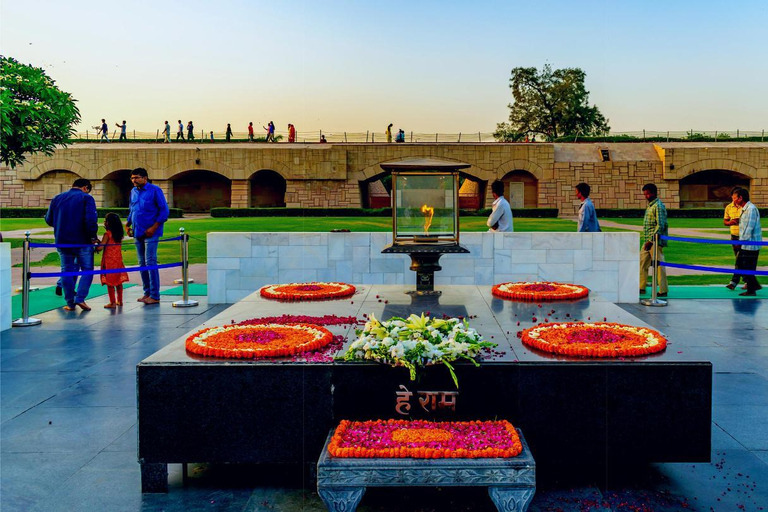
[
  {"left": 1, "top": 56, "right": 80, "bottom": 168},
  {"left": 495, "top": 64, "right": 609, "bottom": 142}
]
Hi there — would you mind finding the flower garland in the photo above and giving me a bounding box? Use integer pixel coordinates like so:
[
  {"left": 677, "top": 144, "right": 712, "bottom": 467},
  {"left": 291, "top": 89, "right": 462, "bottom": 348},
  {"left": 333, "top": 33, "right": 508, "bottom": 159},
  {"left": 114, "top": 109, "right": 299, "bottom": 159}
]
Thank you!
[
  {"left": 328, "top": 419, "right": 523, "bottom": 459},
  {"left": 492, "top": 281, "right": 589, "bottom": 301},
  {"left": 186, "top": 323, "right": 334, "bottom": 359},
  {"left": 521, "top": 322, "right": 667, "bottom": 357},
  {"left": 236, "top": 314, "right": 359, "bottom": 362},
  {"left": 340, "top": 313, "right": 496, "bottom": 388},
  {"left": 260, "top": 282, "right": 356, "bottom": 301}
]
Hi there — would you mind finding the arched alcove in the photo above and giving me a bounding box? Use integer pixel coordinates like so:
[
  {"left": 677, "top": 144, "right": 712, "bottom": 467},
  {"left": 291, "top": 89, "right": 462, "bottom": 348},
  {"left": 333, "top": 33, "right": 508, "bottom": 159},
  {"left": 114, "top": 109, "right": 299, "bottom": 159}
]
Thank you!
[
  {"left": 679, "top": 169, "right": 750, "bottom": 208},
  {"left": 500, "top": 170, "right": 538, "bottom": 208},
  {"left": 101, "top": 169, "right": 133, "bottom": 207},
  {"left": 171, "top": 170, "right": 231, "bottom": 212},
  {"left": 250, "top": 170, "right": 286, "bottom": 207}
]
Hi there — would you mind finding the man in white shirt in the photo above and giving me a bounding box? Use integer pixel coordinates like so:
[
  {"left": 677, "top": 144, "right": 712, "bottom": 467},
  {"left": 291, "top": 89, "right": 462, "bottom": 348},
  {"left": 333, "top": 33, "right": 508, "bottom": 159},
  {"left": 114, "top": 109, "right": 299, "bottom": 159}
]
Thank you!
[{"left": 487, "top": 180, "right": 513, "bottom": 232}]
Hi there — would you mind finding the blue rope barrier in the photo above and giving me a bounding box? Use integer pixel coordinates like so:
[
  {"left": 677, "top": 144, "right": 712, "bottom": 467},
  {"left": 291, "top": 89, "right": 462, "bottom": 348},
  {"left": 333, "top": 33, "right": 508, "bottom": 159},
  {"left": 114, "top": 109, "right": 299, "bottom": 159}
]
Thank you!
[
  {"left": 659, "top": 261, "right": 768, "bottom": 276},
  {"left": 30, "top": 262, "right": 183, "bottom": 278},
  {"left": 29, "top": 236, "right": 183, "bottom": 248},
  {"left": 660, "top": 235, "right": 768, "bottom": 246}
]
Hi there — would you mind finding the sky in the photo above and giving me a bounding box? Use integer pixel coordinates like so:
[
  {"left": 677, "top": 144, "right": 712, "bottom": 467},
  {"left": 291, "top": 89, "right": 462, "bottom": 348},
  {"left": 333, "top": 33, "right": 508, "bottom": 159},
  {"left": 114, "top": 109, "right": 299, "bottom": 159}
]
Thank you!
[{"left": 2, "top": 0, "right": 767, "bottom": 135}]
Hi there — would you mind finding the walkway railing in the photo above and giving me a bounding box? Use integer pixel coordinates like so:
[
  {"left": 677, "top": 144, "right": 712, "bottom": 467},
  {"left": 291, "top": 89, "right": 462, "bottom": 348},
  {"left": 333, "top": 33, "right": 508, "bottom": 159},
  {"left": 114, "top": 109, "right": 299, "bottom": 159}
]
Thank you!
[
  {"left": 642, "top": 233, "right": 768, "bottom": 307},
  {"left": 12, "top": 228, "right": 197, "bottom": 327},
  {"left": 72, "top": 129, "right": 766, "bottom": 143}
]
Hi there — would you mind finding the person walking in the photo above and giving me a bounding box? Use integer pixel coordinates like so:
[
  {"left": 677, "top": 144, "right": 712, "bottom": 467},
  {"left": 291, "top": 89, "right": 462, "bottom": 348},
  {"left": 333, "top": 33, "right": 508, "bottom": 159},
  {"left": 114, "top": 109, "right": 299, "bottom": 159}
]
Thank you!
[
  {"left": 639, "top": 183, "right": 669, "bottom": 297},
  {"left": 724, "top": 187, "right": 744, "bottom": 290},
  {"left": 732, "top": 188, "right": 763, "bottom": 296},
  {"left": 99, "top": 119, "right": 110, "bottom": 142},
  {"left": 723, "top": 187, "right": 742, "bottom": 290},
  {"left": 44, "top": 178, "right": 98, "bottom": 311},
  {"left": 187, "top": 120, "right": 195, "bottom": 140},
  {"left": 264, "top": 121, "right": 275, "bottom": 142},
  {"left": 126, "top": 168, "right": 169, "bottom": 305},
  {"left": 226, "top": 123, "right": 233, "bottom": 142},
  {"left": 162, "top": 121, "right": 171, "bottom": 143},
  {"left": 386, "top": 123, "right": 393, "bottom": 143},
  {"left": 575, "top": 182, "right": 600, "bottom": 232},
  {"left": 487, "top": 180, "right": 513, "bottom": 232},
  {"left": 96, "top": 213, "right": 129, "bottom": 309},
  {"left": 116, "top": 120, "right": 127, "bottom": 141},
  {"left": 176, "top": 120, "right": 185, "bottom": 141},
  {"left": 248, "top": 122, "right": 254, "bottom": 142},
  {"left": 288, "top": 123, "right": 296, "bottom": 143}
]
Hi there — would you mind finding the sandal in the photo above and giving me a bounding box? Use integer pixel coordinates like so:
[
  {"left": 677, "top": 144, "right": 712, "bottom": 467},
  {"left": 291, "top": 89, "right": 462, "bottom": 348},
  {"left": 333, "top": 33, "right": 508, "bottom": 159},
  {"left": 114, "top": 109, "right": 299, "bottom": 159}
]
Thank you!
[{"left": 104, "top": 303, "right": 117, "bottom": 309}]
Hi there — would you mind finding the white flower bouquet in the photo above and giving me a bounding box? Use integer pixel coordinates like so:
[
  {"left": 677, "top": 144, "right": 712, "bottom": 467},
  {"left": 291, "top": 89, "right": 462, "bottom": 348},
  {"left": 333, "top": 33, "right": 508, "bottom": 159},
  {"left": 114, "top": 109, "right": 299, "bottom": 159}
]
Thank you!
[{"left": 340, "top": 313, "right": 496, "bottom": 388}]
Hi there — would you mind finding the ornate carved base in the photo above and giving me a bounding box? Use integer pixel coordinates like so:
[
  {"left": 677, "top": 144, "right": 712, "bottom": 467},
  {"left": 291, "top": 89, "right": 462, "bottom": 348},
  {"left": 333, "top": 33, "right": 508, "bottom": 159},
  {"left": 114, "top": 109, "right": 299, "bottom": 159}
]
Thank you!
[
  {"left": 318, "top": 487, "right": 366, "bottom": 511},
  {"left": 489, "top": 487, "right": 535, "bottom": 512},
  {"left": 317, "top": 428, "right": 535, "bottom": 512}
]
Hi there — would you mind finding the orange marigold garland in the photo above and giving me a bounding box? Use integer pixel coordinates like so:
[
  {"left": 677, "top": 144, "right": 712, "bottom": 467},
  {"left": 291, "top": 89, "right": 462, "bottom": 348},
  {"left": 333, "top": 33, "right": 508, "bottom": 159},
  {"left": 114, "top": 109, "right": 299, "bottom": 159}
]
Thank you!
[
  {"left": 328, "top": 419, "right": 523, "bottom": 459},
  {"left": 492, "top": 281, "right": 589, "bottom": 301},
  {"left": 521, "top": 322, "right": 667, "bottom": 357},
  {"left": 260, "top": 282, "right": 356, "bottom": 301},
  {"left": 186, "top": 323, "right": 334, "bottom": 359}
]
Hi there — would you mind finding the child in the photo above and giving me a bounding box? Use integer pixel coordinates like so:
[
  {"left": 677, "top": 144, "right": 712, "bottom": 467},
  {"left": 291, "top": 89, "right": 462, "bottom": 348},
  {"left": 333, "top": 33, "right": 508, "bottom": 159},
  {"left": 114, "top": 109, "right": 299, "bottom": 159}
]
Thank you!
[{"left": 97, "top": 213, "right": 129, "bottom": 308}]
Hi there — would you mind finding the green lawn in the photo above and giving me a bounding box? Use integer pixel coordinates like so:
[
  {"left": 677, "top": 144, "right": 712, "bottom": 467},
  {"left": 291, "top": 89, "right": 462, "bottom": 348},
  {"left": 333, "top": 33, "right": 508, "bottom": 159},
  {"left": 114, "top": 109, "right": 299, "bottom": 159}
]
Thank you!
[
  {"left": 4, "top": 215, "right": 757, "bottom": 271},
  {"left": 602, "top": 218, "right": 730, "bottom": 229}
]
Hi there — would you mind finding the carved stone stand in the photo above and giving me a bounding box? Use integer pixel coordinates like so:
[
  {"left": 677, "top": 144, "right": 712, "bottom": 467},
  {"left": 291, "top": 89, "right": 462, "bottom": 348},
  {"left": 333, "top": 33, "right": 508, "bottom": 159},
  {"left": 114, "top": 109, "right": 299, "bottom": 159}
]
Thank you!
[{"left": 317, "top": 428, "right": 535, "bottom": 512}]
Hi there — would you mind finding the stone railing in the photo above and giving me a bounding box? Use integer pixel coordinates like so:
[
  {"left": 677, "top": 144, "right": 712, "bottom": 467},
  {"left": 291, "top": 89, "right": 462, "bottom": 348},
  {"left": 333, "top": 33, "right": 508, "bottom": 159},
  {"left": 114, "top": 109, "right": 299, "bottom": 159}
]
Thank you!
[{"left": 207, "top": 232, "right": 640, "bottom": 304}]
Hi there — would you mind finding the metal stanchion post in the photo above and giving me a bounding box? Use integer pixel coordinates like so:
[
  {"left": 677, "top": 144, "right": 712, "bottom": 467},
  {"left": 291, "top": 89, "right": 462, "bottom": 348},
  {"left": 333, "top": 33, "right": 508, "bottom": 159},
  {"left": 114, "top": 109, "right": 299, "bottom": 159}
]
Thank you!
[
  {"left": 640, "top": 233, "right": 667, "bottom": 307},
  {"left": 13, "top": 232, "right": 42, "bottom": 326},
  {"left": 173, "top": 228, "right": 199, "bottom": 308}
]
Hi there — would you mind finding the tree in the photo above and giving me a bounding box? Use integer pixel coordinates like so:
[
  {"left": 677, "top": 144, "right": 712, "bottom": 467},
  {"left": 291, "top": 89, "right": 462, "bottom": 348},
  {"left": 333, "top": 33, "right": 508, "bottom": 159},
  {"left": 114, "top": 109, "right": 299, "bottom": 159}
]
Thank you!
[
  {"left": 1, "top": 56, "right": 81, "bottom": 168},
  {"left": 495, "top": 64, "right": 609, "bottom": 141}
]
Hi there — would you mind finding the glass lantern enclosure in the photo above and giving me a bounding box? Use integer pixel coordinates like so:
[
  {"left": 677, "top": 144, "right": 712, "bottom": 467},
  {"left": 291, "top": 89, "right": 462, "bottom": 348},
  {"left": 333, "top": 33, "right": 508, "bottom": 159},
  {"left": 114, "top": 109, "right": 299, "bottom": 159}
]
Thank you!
[{"left": 392, "top": 171, "right": 460, "bottom": 244}]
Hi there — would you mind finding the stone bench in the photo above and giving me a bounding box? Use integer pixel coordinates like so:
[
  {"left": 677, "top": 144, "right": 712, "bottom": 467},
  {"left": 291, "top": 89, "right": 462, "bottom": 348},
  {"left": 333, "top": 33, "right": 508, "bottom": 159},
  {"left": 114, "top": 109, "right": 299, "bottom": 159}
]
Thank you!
[{"left": 316, "top": 428, "right": 535, "bottom": 512}]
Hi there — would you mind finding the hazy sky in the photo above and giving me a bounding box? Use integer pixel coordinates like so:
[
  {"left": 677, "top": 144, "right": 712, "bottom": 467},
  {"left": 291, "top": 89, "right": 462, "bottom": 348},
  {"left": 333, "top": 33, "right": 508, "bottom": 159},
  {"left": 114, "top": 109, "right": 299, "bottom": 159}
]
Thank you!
[{"left": 2, "top": 0, "right": 767, "bottom": 134}]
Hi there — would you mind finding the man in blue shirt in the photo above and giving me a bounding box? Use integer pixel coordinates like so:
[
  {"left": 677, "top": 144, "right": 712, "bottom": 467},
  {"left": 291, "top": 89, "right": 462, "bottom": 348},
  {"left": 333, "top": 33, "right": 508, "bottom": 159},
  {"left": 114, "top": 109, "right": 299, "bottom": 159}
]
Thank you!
[
  {"left": 126, "top": 168, "right": 169, "bottom": 304},
  {"left": 575, "top": 182, "right": 601, "bottom": 232},
  {"left": 45, "top": 178, "right": 98, "bottom": 311},
  {"left": 733, "top": 187, "right": 763, "bottom": 296}
]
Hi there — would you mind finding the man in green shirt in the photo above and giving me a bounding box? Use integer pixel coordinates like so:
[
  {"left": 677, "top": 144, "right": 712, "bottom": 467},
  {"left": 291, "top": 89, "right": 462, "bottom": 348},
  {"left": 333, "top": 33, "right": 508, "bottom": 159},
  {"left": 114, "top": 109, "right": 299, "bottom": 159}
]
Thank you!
[{"left": 639, "top": 183, "right": 669, "bottom": 297}]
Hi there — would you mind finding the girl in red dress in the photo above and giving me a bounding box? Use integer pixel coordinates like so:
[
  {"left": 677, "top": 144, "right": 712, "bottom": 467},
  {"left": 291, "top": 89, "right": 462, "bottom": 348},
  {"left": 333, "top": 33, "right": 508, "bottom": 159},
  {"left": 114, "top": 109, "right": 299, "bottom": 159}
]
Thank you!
[{"left": 97, "top": 213, "right": 129, "bottom": 308}]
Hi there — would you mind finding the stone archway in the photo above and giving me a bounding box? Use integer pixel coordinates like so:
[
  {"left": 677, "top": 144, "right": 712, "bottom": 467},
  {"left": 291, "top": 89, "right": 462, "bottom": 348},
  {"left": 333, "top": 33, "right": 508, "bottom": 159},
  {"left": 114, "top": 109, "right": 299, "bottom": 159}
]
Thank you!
[
  {"left": 170, "top": 170, "right": 231, "bottom": 212},
  {"left": 101, "top": 169, "right": 133, "bottom": 207},
  {"left": 26, "top": 170, "right": 81, "bottom": 206},
  {"left": 249, "top": 170, "right": 286, "bottom": 207},
  {"left": 679, "top": 169, "right": 750, "bottom": 208},
  {"left": 500, "top": 170, "right": 538, "bottom": 208}
]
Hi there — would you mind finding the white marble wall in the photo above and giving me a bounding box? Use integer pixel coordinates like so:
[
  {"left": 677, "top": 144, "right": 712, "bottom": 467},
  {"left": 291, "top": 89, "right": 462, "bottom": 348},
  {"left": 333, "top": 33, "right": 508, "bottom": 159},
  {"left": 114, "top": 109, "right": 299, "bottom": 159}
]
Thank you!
[
  {"left": 1, "top": 243, "right": 12, "bottom": 331},
  {"left": 208, "top": 232, "right": 640, "bottom": 304}
]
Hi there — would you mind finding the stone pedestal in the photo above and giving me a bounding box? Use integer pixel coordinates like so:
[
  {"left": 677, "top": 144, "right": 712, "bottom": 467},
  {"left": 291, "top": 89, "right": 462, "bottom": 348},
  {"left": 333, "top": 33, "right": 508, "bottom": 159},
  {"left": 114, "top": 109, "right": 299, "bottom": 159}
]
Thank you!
[
  {"left": 317, "top": 429, "right": 536, "bottom": 512},
  {"left": 0, "top": 243, "right": 11, "bottom": 331}
]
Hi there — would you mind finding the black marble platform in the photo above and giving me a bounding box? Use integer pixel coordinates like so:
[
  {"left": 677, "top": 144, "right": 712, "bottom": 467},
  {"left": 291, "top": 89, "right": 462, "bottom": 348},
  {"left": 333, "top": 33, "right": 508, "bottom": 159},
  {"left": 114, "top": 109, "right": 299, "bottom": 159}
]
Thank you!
[{"left": 137, "top": 285, "right": 712, "bottom": 492}]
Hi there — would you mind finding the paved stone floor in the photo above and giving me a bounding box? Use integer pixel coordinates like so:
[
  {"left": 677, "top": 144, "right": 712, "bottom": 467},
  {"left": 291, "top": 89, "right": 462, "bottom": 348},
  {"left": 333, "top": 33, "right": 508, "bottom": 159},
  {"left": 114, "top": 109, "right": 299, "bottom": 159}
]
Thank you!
[{"left": 1, "top": 287, "right": 767, "bottom": 511}]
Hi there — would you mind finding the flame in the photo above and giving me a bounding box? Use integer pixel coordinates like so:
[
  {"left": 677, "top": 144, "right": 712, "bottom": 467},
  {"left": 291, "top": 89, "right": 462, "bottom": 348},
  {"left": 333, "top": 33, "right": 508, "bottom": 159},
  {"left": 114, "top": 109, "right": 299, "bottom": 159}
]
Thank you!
[{"left": 421, "top": 204, "right": 434, "bottom": 235}]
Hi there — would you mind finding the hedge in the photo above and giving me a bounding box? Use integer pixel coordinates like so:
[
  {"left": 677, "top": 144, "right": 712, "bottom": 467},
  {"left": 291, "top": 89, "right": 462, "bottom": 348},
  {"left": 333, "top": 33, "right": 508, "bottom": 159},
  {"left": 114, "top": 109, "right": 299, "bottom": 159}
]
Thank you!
[
  {"left": 0, "top": 207, "right": 183, "bottom": 218},
  {"left": 210, "top": 207, "right": 559, "bottom": 218},
  {"left": 596, "top": 208, "right": 768, "bottom": 218}
]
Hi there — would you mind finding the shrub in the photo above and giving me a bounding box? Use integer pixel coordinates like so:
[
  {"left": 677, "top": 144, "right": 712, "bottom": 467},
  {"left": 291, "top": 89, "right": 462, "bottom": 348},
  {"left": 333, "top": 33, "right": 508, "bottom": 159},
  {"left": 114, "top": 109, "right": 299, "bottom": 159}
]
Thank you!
[{"left": 0, "top": 207, "right": 183, "bottom": 218}]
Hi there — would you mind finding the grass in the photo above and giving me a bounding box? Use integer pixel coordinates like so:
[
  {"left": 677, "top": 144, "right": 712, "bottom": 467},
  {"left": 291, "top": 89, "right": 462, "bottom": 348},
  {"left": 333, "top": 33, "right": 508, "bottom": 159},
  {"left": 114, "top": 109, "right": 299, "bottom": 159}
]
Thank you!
[{"left": 5, "top": 215, "right": 759, "bottom": 271}]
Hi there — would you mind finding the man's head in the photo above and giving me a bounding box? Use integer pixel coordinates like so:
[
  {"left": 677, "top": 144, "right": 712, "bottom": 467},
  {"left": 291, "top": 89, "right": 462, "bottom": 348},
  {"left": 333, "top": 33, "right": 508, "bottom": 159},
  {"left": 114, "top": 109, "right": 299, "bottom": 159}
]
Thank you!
[
  {"left": 733, "top": 187, "right": 750, "bottom": 207},
  {"left": 491, "top": 180, "right": 504, "bottom": 199},
  {"left": 122, "top": 120, "right": 126, "bottom": 125},
  {"left": 101, "top": 119, "right": 105, "bottom": 123},
  {"left": 178, "top": 120, "right": 182, "bottom": 124},
  {"left": 642, "top": 183, "right": 658, "bottom": 202},
  {"left": 131, "top": 168, "right": 149, "bottom": 188},
  {"left": 575, "top": 182, "right": 590, "bottom": 200},
  {"left": 72, "top": 178, "right": 92, "bottom": 193}
]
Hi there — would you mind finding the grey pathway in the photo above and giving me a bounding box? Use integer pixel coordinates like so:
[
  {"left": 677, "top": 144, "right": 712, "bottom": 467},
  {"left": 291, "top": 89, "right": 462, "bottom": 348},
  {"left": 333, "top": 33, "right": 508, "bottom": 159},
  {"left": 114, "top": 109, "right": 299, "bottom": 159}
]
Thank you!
[{"left": 1, "top": 289, "right": 767, "bottom": 511}]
